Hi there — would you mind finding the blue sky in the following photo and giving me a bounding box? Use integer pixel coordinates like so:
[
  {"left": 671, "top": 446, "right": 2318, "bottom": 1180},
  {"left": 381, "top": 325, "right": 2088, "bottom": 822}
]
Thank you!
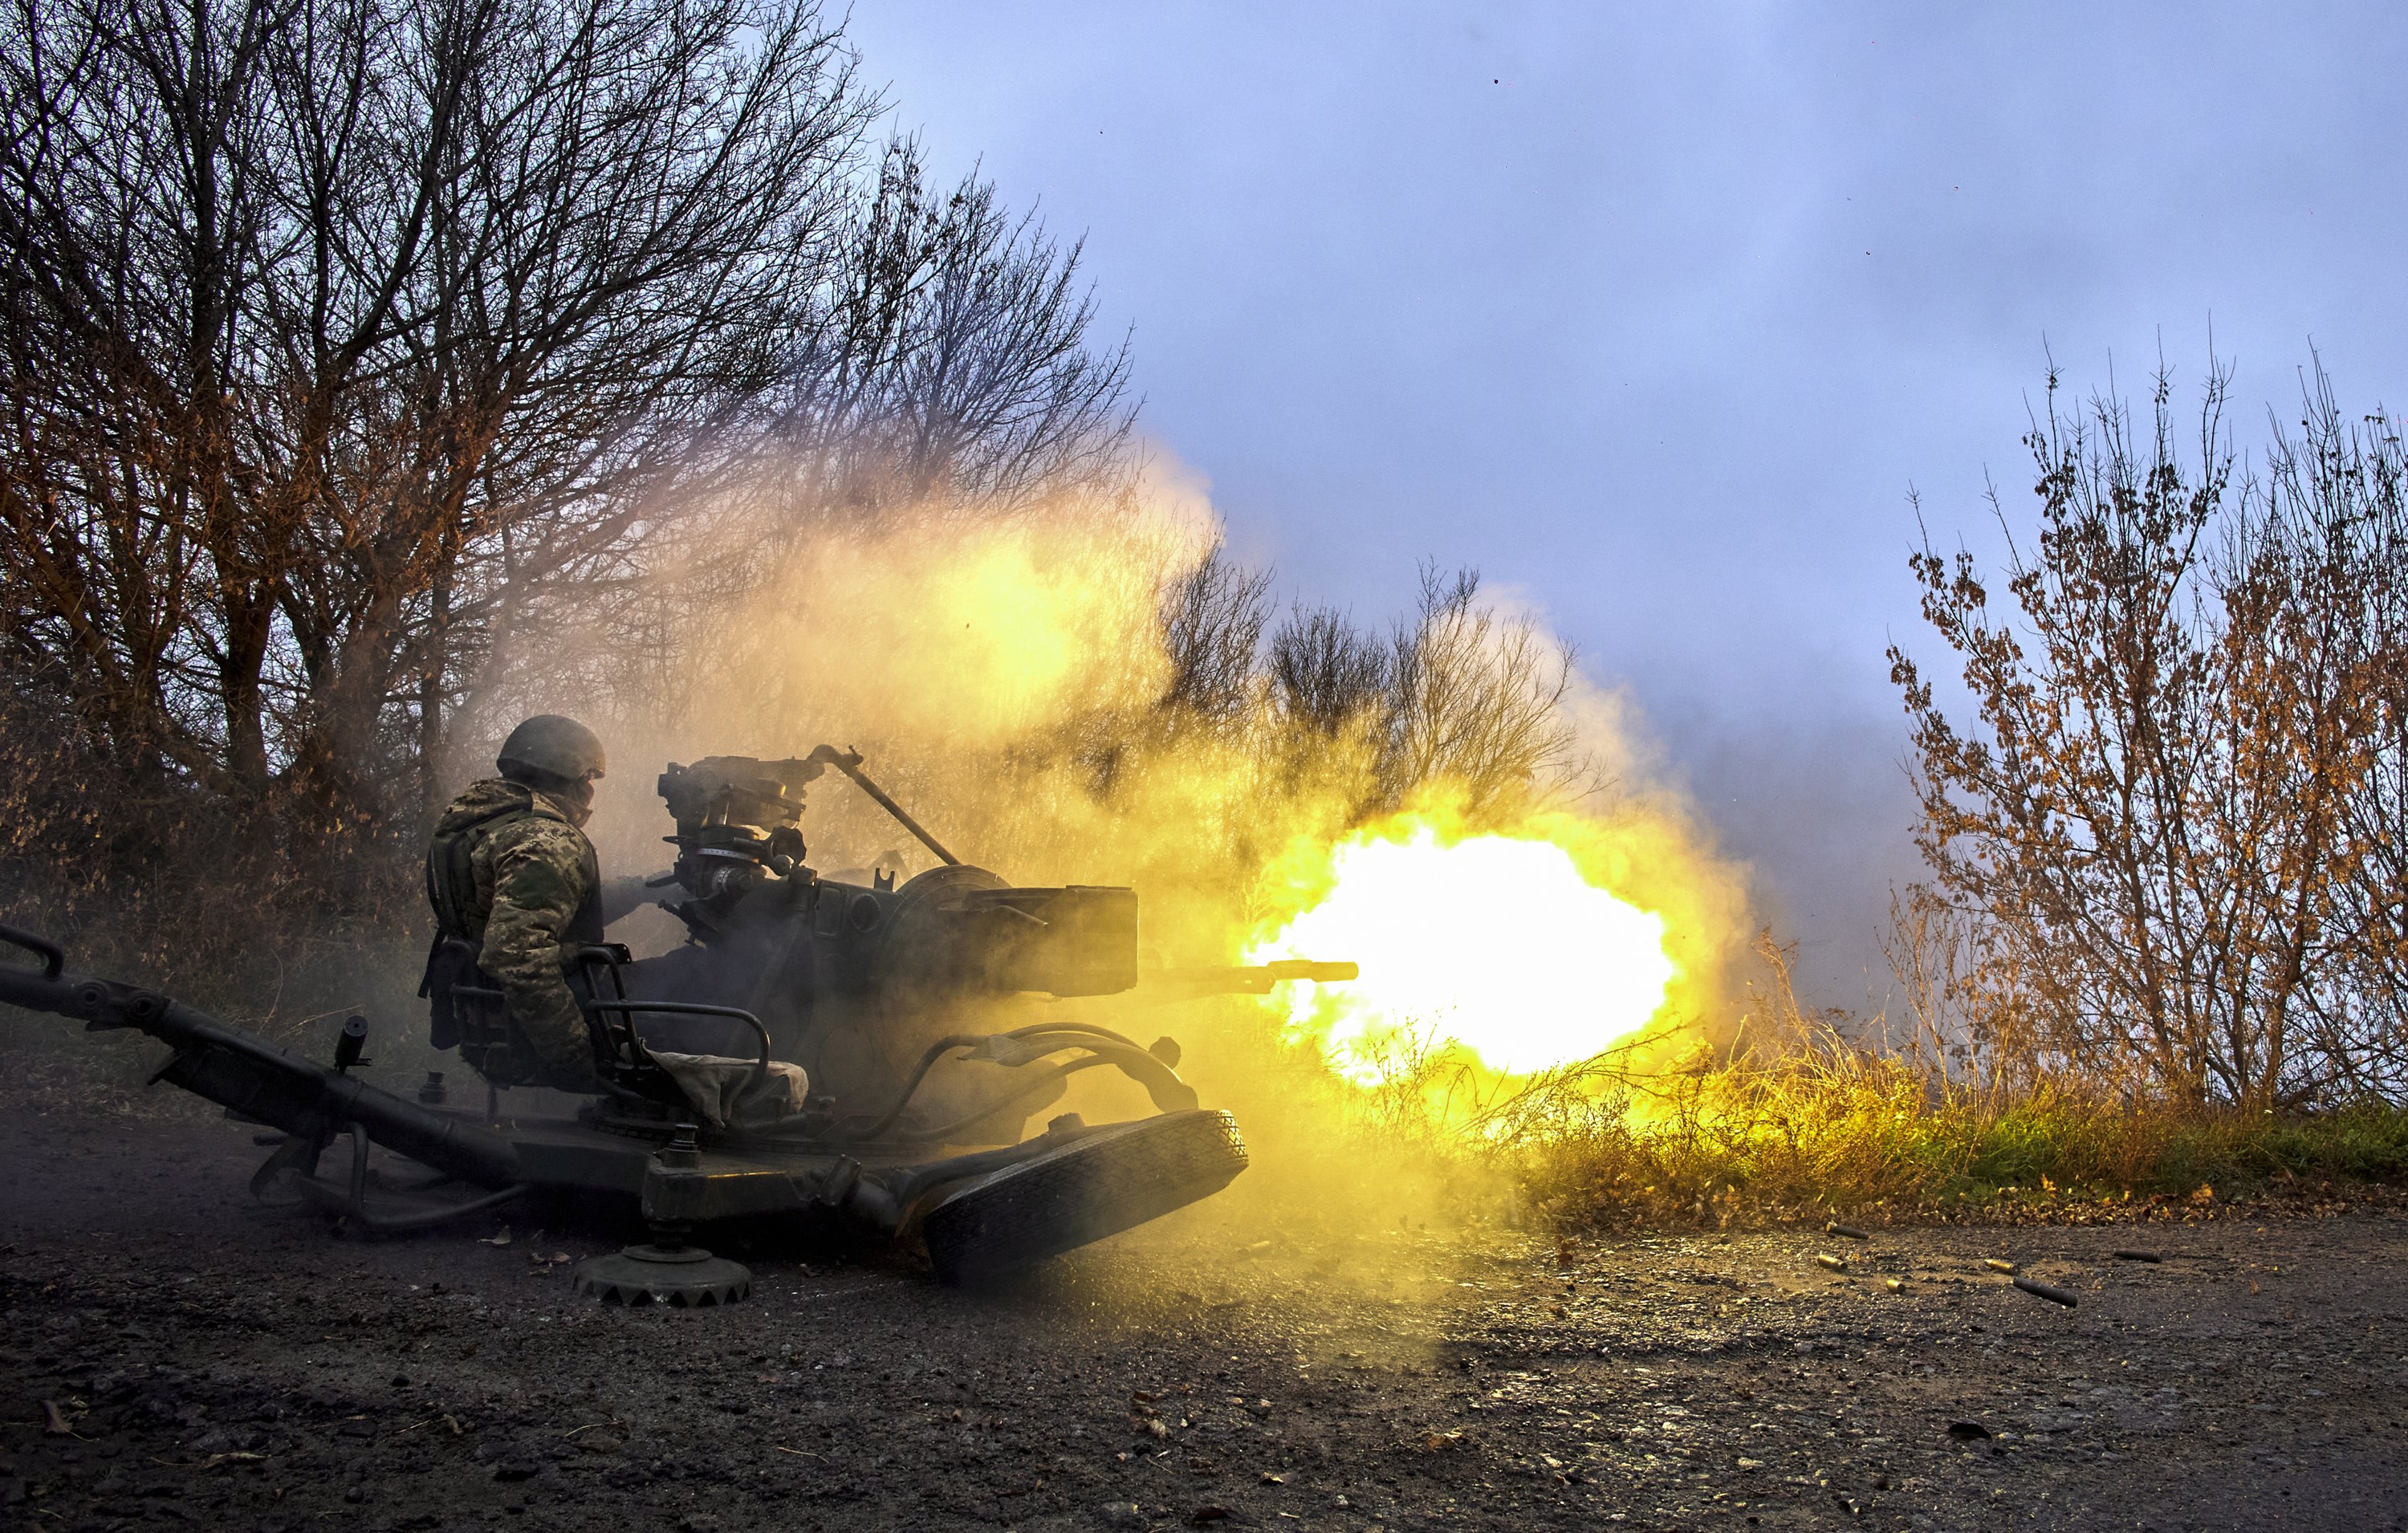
[{"left": 843, "top": 2, "right": 2408, "bottom": 1004}]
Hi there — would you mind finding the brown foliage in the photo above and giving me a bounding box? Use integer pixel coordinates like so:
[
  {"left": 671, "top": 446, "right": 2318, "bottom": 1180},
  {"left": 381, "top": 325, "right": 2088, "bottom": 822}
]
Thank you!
[
  {"left": 0, "top": 0, "right": 881, "bottom": 819},
  {"left": 0, "top": 0, "right": 1133, "bottom": 949},
  {"left": 1891, "top": 356, "right": 2408, "bottom": 1106}
]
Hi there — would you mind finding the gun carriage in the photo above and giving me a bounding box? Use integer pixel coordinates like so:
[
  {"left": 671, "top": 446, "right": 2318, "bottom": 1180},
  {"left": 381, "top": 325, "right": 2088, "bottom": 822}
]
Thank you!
[{"left": 0, "top": 746, "right": 1351, "bottom": 1299}]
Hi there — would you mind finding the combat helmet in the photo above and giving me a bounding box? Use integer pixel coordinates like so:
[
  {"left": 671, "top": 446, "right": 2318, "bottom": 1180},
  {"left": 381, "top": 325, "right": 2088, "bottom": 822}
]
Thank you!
[{"left": 498, "top": 714, "right": 607, "bottom": 785}]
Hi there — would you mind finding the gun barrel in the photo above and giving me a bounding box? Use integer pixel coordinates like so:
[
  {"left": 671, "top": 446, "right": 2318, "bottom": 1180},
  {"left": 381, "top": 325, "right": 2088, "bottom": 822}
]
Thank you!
[
  {"left": 1256, "top": 960, "right": 1360, "bottom": 983},
  {"left": 1144, "top": 960, "right": 1358, "bottom": 998}
]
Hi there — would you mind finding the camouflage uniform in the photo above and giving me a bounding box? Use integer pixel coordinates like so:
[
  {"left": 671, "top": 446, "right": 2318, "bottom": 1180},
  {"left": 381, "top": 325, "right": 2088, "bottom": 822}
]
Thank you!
[{"left": 424, "top": 778, "right": 604, "bottom": 1091}]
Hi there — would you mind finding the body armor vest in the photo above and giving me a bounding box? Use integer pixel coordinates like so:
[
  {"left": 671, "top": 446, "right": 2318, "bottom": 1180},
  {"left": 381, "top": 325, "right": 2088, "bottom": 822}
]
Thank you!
[{"left": 420, "top": 795, "right": 604, "bottom": 1081}]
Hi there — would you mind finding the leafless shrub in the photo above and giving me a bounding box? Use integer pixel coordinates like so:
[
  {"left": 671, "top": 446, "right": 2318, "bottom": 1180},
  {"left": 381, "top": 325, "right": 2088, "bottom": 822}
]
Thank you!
[{"left": 2228, "top": 371, "right": 2408, "bottom": 1095}]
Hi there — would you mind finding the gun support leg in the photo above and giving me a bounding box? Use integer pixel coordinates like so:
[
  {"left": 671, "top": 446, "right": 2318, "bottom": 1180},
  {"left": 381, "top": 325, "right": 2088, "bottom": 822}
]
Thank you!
[
  {"left": 248, "top": 1132, "right": 327, "bottom": 1206},
  {"left": 571, "top": 1127, "right": 753, "bottom": 1306},
  {"left": 571, "top": 1234, "right": 753, "bottom": 1307},
  {"left": 277, "top": 1124, "right": 535, "bottom": 1233}
]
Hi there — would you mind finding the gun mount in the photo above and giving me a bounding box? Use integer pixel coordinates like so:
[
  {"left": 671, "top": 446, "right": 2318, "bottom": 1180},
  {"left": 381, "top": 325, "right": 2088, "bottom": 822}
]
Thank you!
[
  {"left": 625, "top": 747, "right": 1348, "bottom": 1140},
  {"left": 655, "top": 745, "right": 956, "bottom": 907}
]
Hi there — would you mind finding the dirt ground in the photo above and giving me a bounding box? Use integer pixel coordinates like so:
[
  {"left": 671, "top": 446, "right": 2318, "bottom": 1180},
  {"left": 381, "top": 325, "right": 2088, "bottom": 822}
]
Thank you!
[{"left": 2, "top": 1107, "right": 2405, "bottom": 1533}]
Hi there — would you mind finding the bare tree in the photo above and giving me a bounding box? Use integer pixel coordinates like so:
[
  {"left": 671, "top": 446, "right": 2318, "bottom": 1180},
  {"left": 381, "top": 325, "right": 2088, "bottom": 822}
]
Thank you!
[
  {"left": 1, "top": 0, "right": 1146, "bottom": 840},
  {"left": 771, "top": 136, "right": 1136, "bottom": 518},
  {"left": 0, "top": 0, "right": 881, "bottom": 834},
  {"left": 1269, "top": 603, "right": 1390, "bottom": 736},
  {"left": 1384, "top": 564, "right": 1584, "bottom": 816},
  {"left": 462, "top": 133, "right": 1146, "bottom": 754},
  {"left": 1156, "top": 543, "right": 1271, "bottom": 725}
]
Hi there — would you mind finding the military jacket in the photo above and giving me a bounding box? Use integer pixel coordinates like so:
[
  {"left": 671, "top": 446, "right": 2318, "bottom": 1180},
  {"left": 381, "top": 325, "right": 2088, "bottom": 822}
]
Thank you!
[{"left": 425, "top": 779, "right": 604, "bottom": 1088}]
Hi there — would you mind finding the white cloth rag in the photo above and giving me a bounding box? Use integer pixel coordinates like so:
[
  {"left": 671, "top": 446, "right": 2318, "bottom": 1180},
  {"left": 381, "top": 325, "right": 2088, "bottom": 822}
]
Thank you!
[{"left": 645, "top": 1051, "right": 811, "bottom": 1128}]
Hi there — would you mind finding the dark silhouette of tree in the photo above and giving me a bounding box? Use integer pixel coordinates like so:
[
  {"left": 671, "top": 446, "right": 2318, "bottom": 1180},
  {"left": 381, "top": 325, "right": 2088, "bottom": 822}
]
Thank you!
[{"left": 0, "top": 0, "right": 1133, "bottom": 842}]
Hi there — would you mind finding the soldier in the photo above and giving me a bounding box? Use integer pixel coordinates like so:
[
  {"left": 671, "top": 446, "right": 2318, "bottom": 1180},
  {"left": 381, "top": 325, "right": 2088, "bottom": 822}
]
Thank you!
[{"left": 422, "top": 714, "right": 611, "bottom": 1092}]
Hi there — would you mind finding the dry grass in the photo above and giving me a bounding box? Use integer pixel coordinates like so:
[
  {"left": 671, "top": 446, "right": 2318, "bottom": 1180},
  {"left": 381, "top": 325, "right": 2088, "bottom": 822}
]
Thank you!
[
  {"left": 1124, "top": 974, "right": 2397, "bottom": 1246},
  {"left": 1502, "top": 1057, "right": 2408, "bottom": 1231},
  {"left": 1258, "top": 944, "right": 2408, "bottom": 1234}
]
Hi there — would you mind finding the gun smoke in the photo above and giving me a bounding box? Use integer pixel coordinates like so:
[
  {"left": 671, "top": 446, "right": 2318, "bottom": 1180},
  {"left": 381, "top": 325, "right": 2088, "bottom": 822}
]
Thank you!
[{"left": 478, "top": 460, "right": 1759, "bottom": 1241}]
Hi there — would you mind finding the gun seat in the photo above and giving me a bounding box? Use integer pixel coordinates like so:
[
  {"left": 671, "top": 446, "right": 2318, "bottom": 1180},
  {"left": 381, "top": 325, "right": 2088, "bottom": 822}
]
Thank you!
[{"left": 421, "top": 937, "right": 702, "bottom": 1108}]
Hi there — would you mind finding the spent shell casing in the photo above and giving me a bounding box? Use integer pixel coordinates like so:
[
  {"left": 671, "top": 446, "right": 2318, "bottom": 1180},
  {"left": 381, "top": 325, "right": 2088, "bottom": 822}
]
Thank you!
[
  {"left": 1983, "top": 1258, "right": 2018, "bottom": 1273},
  {"left": 2013, "top": 1276, "right": 2078, "bottom": 1307},
  {"left": 1883, "top": 1276, "right": 1904, "bottom": 1294},
  {"left": 2111, "top": 1249, "right": 2162, "bottom": 1263},
  {"left": 1815, "top": 1254, "right": 1848, "bottom": 1272},
  {"left": 1826, "top": 1222, "right": 1869, "bottom": 1240}
]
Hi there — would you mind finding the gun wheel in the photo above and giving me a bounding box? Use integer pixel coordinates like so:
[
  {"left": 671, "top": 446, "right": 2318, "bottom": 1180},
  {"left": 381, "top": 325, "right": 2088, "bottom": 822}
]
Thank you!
[{"left": 921, "top": 1109, "right": 1247, "bottom": 1286}]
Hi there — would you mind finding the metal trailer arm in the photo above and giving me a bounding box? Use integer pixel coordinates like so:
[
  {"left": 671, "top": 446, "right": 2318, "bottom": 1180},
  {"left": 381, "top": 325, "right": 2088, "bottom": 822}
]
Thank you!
[{"left": 0, "top": 924, "right": 525, "bottom": 1191}]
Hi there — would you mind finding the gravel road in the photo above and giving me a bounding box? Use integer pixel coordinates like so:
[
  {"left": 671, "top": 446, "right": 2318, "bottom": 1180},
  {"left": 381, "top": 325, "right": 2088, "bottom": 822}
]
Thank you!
[{"left": 2, "top": 1108, "right": 2405, "bottom": 1532}]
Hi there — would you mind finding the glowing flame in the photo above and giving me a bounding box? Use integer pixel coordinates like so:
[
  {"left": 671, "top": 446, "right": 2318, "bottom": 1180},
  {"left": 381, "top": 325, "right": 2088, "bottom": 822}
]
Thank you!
[{"left": 1247, "top": 823, "right": 1679, "bottom": 1084}]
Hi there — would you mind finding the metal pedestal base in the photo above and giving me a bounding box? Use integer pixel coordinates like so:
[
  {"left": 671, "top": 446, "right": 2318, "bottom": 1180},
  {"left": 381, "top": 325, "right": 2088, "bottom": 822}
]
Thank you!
[{"left": 572, "top": 1243, "right": 751, "bottom": 1306}]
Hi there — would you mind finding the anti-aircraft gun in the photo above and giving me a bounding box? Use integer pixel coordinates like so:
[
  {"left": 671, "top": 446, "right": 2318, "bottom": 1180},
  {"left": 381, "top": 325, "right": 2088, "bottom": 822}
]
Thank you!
[
  {"left": 624, "top": 745, "right": 1341, "bottom": 1138},
  {"left": 0, "top": 746, "right": 1351, "bottom": 1299}
]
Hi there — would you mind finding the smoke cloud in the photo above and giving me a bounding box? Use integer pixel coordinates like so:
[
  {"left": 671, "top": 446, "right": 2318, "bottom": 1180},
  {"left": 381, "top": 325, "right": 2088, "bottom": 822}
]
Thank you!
[{"left": 547, "top": 459, "right": 1757, "bottom": 1239}]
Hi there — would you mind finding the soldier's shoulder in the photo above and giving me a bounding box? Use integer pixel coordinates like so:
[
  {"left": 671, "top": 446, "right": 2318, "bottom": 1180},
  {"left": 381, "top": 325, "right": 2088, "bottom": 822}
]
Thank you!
[
  {"left": 486, "top": 811, "right": 592, "bottom": 868},
  {"left": 433, "top": 777, "right": 551, "bottom": 835}
]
